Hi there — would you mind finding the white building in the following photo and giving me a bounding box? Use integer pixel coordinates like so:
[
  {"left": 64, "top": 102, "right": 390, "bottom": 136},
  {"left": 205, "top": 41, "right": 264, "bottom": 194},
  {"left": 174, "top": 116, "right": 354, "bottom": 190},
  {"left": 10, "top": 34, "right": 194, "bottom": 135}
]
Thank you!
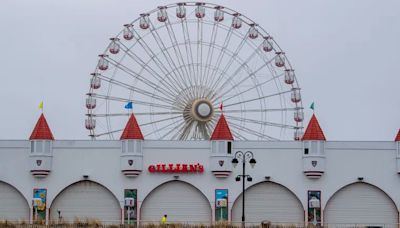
[{"left": 0, "top": 112, "right": 400, "bottom": 227}]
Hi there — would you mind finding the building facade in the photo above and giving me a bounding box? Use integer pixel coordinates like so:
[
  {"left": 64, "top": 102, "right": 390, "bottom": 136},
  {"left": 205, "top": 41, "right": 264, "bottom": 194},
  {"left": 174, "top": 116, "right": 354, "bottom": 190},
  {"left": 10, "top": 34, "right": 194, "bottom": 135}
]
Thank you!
[{"left": 0, "top": 113, "right": 400, "bottom": 227}]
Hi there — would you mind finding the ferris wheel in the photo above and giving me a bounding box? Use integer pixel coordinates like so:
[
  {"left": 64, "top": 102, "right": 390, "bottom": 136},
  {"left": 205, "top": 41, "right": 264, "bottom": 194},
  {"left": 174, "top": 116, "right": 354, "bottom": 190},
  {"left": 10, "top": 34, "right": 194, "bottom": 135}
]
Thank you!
[{"left": 85, "top": 2, "right": 304, "bottom": 141}]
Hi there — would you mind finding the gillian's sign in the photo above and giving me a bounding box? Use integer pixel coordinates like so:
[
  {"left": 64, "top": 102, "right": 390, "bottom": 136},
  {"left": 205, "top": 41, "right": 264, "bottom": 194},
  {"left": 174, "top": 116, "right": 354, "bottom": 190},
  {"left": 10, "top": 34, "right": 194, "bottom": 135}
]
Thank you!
[{"left": 148, "top": 163, "right": 204, "bottom": 173}]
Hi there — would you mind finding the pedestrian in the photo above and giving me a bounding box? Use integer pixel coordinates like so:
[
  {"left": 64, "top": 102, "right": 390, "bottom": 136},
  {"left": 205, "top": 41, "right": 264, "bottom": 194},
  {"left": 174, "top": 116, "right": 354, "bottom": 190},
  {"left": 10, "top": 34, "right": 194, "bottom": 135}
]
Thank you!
[{"left": 161, "top": 214, "right": 167, "bottom": 225}]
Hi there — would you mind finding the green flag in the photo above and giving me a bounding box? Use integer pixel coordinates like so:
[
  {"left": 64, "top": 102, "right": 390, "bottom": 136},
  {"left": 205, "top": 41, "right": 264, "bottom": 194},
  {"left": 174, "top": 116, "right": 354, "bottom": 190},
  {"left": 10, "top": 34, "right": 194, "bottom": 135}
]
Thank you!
[{"left": 310, "top": 102, "right": 315, "bottom": 110}]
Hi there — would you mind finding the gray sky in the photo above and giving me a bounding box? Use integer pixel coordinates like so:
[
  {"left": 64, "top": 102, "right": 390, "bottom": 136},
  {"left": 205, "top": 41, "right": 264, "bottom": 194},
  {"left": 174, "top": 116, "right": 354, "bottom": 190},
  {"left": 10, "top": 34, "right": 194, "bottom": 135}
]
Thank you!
[{"left": 0, "top": 0, "right": 399, "bottom": 140}]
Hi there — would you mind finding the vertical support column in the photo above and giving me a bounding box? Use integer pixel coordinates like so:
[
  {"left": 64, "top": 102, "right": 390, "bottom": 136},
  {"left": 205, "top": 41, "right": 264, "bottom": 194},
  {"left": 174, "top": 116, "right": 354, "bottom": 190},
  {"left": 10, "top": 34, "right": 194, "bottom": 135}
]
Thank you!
[
  {"left": 137, "top": 201, "right": 141, "bottom": 226},
  {"left": 121, "top": 208, "right": 124, "bottom": 225},
  {"left": 45, "top": 208, "right": 50, "bottom": 225},
  {"left": 211, "top": 201, "right": 215, "bottom": 225},
  {"left": 29, "top": 206, "right": 33, "bottom": 224},
  {"left": 304, "top": 209, "right": 308, "bottom": 227}
]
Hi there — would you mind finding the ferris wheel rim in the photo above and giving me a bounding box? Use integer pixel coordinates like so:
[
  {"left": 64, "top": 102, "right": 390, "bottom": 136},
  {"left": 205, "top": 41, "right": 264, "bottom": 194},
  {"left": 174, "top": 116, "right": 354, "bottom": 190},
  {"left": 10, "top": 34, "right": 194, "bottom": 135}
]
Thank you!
[{"left": 86, "top": 2, "right": 304, "bottom": 140}]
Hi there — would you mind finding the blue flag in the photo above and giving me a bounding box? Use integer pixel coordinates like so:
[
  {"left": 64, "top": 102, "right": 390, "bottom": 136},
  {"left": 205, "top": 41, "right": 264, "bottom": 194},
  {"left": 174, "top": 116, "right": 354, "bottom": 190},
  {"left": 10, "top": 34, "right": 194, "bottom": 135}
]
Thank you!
[{"left": 125, "top": 101, "right": 133, "bottom": 109}]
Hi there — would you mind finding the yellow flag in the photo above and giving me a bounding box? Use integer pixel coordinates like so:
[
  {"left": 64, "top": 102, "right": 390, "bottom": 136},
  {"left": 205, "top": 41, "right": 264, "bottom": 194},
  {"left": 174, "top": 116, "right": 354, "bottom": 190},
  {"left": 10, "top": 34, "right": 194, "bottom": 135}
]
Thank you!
[{"left": 38, "top": 101, "right": 43, "bottom": 110}]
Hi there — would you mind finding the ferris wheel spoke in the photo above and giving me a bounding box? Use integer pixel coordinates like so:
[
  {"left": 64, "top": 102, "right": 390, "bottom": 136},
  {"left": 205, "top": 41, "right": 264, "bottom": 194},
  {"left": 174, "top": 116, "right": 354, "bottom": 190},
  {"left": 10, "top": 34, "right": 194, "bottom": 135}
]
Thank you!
[
  {"left": 210, "top": 50, "right": 261, "bottom": 101},
  {"left": 205, "top": 29, "right": 249, "bottom": 98},
  {"left": 87, "top": 111, "right": 182, "bottom": 118},
  {"left": 181, "top": 19, "right": 197, "bottom": 90},
  {"left": 92, "top": 128, "right": 123, "bottom": 138},
  {"left": 145, "top": 117, "right": 184, "bottom": 139},
  {"left": 148, "top": 21, "right": 190, "bottom": 92},
  {"left": 91, "top": 94, "right": 178, "bottom": 110},
  {"left": 169, "top": 119, "right": 189, "bottom": 140},
  {"left": 160, "top": 119, "right": 186, "bottom": 140},
  {"left": 215, "top": 52, "right": 273, "bottom": 99},
  {"left": 117, "top": 41, "right": 183, "bottom": 95},
  {"left": 202, "top": 22, "right": 219, "bottom": 97},
  {"left": 196, "top": 123, "right": 208, "bottom": 139},
  {"left": 197, "top": 19, "right": 204, "bottom": 92},
  {"left": 96, "top": 73, "right": 175, "bottom": 104},
  {"left": 206, "top": 27, "right": 234, "bottom": 92},
  {"left": 225, "top": 114, "right": 297, "bottom": 129},
  {"left": 131, "top": 24, "right": 188, "bottom": 93},
  {"left": 216, "top": 107, "right": 299, "bottom": 114},
  {"left": 164, "top": 13, "right": 196, "bottom": 94},
  {"left": 204, "top": 123, "right": 214, "bottom": 139},
  {"left": 105, "top": 57, "right": 177, "bottom": 100},
  {"left": 129, "top": 31, "right": 191, "bottom": 96},
  {"left": 179, "top": 120, "right": 196, "bottom": 140},
  {"left": 219, "top": 72, "right": 284, "bottom": 103},
  {"left": 223, "top": 89, "right": 292, "bottom": 108},
  {"left": 229, "top": 121, "right": 278, "bottom": 140},
  {"left": 140, "top": 115, "right": 182, "bottom": 127},
  {"left": 230, "top": 128, "right": 248, "bottom": 141}
]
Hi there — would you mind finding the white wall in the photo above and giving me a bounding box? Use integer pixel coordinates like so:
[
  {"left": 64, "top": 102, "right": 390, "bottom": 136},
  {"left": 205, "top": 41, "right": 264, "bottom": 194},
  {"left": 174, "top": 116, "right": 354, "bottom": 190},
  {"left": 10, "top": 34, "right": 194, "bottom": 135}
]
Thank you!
[{"left": 0, "top": 139, "right": 399, "bottom": 224}]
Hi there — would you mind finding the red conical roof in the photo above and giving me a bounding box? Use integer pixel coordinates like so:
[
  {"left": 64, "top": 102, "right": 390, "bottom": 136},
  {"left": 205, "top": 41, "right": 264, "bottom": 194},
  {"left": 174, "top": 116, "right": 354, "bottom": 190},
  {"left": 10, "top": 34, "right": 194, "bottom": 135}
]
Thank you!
[
  {"left": 29, "top": 114, "right": 54, "bottom": 140},
  {"left": 120, "top": 114, "right": 144, "bottom": 140},
  {"left": 210, "top": 114, "right": 234, "bottom": 140},
  {"left": 302, "top": 114, "right": 326, "bottom": 141},
  {"left": 395, "top": 129, "right": 400, "bottom": 141}
]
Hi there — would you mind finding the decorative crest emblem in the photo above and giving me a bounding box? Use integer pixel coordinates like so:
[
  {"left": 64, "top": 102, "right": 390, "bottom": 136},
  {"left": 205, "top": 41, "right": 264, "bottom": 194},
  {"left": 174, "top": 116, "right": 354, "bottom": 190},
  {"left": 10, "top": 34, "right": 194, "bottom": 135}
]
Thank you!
[
  {"left": 128, "top": 160, "right": 133, "bottom": 166},
  {"left": 36, "top": 160, "right": 42, "bottom": 166},
  {"left": 218, "top": 160, "right": 224, "bottom": 167},
  {"left": 311, "top": 160, "right": 317, "bottom": 167}
]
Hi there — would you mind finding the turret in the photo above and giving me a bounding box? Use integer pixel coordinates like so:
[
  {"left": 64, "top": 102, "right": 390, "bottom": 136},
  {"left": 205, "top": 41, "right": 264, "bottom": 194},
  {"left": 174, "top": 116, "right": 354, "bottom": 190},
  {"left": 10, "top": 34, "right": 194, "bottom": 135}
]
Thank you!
[
  {"left": 29, "top": 114, "right": 54, "bottom": 178},
  {"left": 120, "top": 114, "right": 144, "bottom": 177},
  {"left": 210, "top": 114, "right": 234, "bottom": 178},
  {"left": 302, "top": 114, "right": 326, "bottom": 179},
  {"left": 395, "top": 130, "right": 400, "bottom": 174}
]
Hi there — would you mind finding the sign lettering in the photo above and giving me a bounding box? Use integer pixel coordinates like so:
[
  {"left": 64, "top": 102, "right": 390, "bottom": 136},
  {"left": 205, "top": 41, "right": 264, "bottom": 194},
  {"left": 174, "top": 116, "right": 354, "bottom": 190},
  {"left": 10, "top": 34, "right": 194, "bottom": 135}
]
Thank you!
[{"left": 148, "top": 163, "right": 204, "bottom": 173}]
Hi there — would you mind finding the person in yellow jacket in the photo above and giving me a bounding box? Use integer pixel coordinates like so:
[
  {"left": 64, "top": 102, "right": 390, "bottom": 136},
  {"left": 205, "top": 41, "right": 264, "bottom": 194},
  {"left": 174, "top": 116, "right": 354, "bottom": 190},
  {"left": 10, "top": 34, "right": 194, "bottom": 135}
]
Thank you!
[{"left": 161, "top": 214, "right": 167, "bottom": 225}]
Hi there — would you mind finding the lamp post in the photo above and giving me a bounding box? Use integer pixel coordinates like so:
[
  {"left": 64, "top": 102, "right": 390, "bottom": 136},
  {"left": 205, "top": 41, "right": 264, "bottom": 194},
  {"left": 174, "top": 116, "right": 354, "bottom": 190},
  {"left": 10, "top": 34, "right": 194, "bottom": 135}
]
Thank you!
[{"left": 232, "top": 151, "right": 256, "bottom": 227}]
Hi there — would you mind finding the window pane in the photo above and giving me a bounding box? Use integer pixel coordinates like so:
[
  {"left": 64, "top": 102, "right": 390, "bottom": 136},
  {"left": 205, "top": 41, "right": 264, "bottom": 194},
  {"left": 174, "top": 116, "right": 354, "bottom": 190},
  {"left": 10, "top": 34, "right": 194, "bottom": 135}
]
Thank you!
[
  {"left": 128, "top": 141, "right": 134, "bottom": 153},
  {"left": 218, "top": 142, "right": 224, "bottom": 153},
  {"left": 36, "top": 141, "right": 43, "bottom": 153},
  {"left": 44, "top": 141, "right": 51, "bottom": 153},
  {"left": 136, "top": 141, "right": 141, "bottom": 153},
  {"left": 212, "top": 141, "right": 216, "bottom": 153}
]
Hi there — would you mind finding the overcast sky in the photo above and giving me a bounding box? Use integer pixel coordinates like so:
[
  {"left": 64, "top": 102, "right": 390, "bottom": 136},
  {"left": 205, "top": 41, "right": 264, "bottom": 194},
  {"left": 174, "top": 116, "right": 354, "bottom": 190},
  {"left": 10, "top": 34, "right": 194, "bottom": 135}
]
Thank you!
[{"left": 0, "top": 0, "right": 399, "bottom": 140}]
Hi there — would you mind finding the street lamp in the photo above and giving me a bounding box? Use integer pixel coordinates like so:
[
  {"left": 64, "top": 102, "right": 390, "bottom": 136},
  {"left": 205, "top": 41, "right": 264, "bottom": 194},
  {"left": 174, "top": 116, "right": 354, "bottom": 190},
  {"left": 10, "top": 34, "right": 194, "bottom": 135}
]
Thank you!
[{"left": 232, "top": 151, "right": 256, "bottom": 227}]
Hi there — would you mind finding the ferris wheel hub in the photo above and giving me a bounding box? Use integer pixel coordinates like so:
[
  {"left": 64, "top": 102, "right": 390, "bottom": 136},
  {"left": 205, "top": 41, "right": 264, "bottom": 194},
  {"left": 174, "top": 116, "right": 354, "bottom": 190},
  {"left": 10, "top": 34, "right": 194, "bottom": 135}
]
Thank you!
[{"left": 191, "top": 99, "right": 214, "bottom": 122}]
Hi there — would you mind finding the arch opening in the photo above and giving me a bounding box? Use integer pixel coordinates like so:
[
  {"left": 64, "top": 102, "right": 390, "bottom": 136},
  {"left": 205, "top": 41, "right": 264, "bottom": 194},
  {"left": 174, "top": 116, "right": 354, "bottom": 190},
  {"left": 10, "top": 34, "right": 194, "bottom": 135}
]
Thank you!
[
  {"left": 324, "top": 182, "right": 398, "bottom": 226},
  {"left": 0, "top": 181, "right": 30, "bottom": 221},
  {"left": 140, "top": 180, "right": 212, "bottom": 224},
  {"left": 231, "top": 181, "right": 304, "bottom": 225},
  {"left": 50, "top": 180, "right": 121, "bottom": 224}
]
